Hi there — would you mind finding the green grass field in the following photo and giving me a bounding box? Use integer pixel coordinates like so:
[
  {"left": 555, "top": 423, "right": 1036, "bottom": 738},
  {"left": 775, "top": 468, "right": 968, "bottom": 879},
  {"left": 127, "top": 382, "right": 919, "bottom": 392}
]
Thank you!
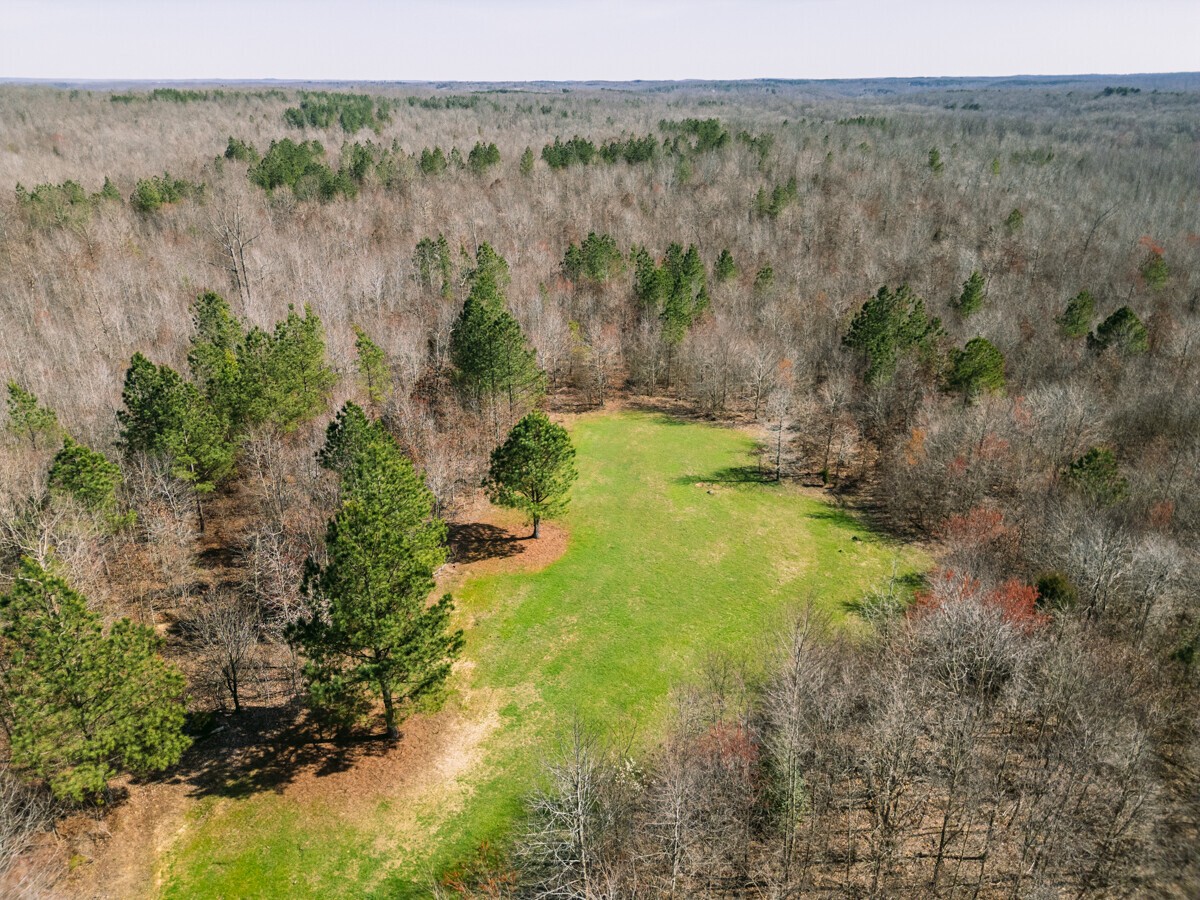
[{"left": 159, "top": 410, "right": 925, "bottom": 898}]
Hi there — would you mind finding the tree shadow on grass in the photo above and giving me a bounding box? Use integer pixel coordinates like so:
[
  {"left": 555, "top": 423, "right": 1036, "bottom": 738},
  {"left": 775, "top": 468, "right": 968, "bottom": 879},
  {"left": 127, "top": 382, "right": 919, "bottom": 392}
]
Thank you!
[
  {"left": 160, "top": 704, "right": 394, "bottom": 800},
  {"left": 674, "top": 465, "right": 776, "bottom": 486},
  {"left": 448, "top": 522, "right": 528, "bottom": 564}
]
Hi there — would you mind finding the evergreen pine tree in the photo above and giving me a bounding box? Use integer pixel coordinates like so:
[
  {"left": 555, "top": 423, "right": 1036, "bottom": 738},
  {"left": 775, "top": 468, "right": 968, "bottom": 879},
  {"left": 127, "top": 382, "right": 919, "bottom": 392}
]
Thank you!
[
  {"left": 117, "top": 353, "right": 235, "bottom": 529},
  {"left": 187, "top": 291, "right": 245, "bottom": 422},
  {"left": 519, "top": 146, "right": 535, "bottom": 176},
  {"left": 0, "top": 559, "right": 189, "bottom": 801},
  {"left": 485, "top": 411, "right": 578, "bottom": 539},
  {"left": 238, "top": 305, "right": 336, "bottom": 430},
  {"left": 954, "top": 271, "right": 986, "bottom": 317},
  {"left": 5, "top": 382, "right": 58, "bottom": 449},
  {"left": 843, "top": 284, "right": 943, "bottom": 384},
  {"left": 450, "top": 246, "right": 545, "bottom": 438},
  {"left": 353, "top": 325, "right": 391, "bottom": 408},
  {"left": 48, "top": 437, "right": 123, "bottom": 515},
  {"left": 292, "top": 416, "right": 463, "bottom": 740},
  {"left": 948, "top": 337, "right": 1006, "bottom": 400},
  {"left": 1088, "top": 306, "right": 1149, "bottom": 355},
  {"left": 714, "top": 249, "right": 737, "bottom": 282},
  {"left": 1057, "top": 290, "right": 1095, "bottom": 339},
  {"left": 1066, "top": 447, "right": 1128, "bottom": 506}
]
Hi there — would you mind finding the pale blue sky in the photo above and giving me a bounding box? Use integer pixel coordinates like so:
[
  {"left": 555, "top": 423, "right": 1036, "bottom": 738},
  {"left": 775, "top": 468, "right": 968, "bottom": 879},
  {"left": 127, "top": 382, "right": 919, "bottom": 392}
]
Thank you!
[{"left": 2, "top": 0, "right": 1196, "bottom": 81}]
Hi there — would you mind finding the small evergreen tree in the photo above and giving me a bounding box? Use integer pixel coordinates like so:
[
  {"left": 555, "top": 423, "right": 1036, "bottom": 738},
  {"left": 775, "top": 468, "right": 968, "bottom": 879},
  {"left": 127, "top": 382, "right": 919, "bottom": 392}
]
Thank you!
[
  {"left": 48, "top": 438, "right": 123, "bottom": 515},
  {"left": 1088, "top": 306, "right": 1149, "bottom": 355},
  {"left": 0, "top": 559, "right": 189, "bottom": 801},
  {"left": 485, "top": 411, "right": 578, "bottom": 539},
  {"left": 353, "top": 325, "right": 391, "bottom": 408},
  {"left": 1138, "top": 248, "right": 1168, "bottom": 290},
  {"left": 413, "top": 234, "right": 454, "bottom": 299},
  {"left": 1066, "top": 447, "right": 1128, "bottom": 506},
  {"left": 519, "top": 146, "right": 535, "bottom": 176},
  {"left": 187, "top": 291, "right": 245, "bottom": 421},
  {"left": 714, "top": 249, "right": 737, "bottom": 282},
  {"left": 928, "top": 147, "right": 944, "bottom": 173},
  {"left": 948, "top": 337, "right": 1005, "bottom": 400},
  {"left": 5, "top": 382, "right": 58, "bottom": 449},
  {"left": 1057, "top": 290, "right": 1095, "bottom": 339},
  {"left": 1004, "top": 208, "right": 1024, "bottom": 234},
  {"left": 754, "top": 265, "right": 775, "bottom": 294},
  {"left": 238, "top": 305, "right": 337, "bottom": 430},
  {"left": 954, "top": 270, "right": 986, "bottom": 317},
  {"left": 292, "top": 412, "right": 463, "bottom": 740}
]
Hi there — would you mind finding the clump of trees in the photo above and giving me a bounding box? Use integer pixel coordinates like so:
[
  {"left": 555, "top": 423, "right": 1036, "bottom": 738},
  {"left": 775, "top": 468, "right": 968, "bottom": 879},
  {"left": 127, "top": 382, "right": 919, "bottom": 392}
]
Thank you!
[
  {"left": 248, "top": 138, "right": 356, "bottom": 200},
  {"left": 283, "top": 91, "right": 392, "bottom": 133},
  {"left": 541, "top": 136, "right": 597, "bottom": 169},
  {"left": 130, "top": 172, "right": 204, "bottom": 213},
  {"left": 598, "top": 134, "right": 659, "bottom": 165},
  {"left": 630, "top": 243, "right": 711, "bottom": 386},
  {"left": 752, "top": 177, "right": 798, "bottom": 220},
  {"left": 660, "top": 117, "right": 730, "bottom": 152},
  {"left": 562, "top": 232, "right": 624, "bottom": 284},
  {"left": 467, "top": 141, "right": 501, "bottom": 174},
  {"left": 14, "top": 177, "right": 120, "bottom": 229}
]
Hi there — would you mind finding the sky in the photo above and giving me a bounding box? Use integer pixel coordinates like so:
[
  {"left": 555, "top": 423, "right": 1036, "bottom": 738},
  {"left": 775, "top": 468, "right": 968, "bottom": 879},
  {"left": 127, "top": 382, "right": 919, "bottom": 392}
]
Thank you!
[{"left": 2, "top": 0, "right": 1197, "bottom": 82}]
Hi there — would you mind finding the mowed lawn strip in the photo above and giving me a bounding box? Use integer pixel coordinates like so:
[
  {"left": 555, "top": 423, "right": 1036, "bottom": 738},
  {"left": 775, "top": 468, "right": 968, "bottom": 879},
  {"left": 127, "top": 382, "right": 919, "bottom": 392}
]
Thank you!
[{"left": 161, "top": 410, "right": 925, "bottom": 899}]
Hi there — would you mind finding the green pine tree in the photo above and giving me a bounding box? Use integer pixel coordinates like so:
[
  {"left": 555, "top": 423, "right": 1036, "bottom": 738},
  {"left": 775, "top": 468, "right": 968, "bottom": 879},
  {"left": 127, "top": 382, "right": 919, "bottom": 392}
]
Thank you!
[
  {"left": 317, "top": 401, "right": 378, "bottom": 476},
  {"left": 714, "top": 249, "right": 737, "bottom": 282},
  {"left": 1057, "top": 290, "right": 1095, "bottom": 339},
  {"left": 238, "top": 305, "right": 337, "bottom": 431},
  {"left": 117, "top": 353, "right": 235, "bottom": 529},
  {"left": 187, "top": 291, "right": 245, "bottom": 422},
  {"left": 1066, "top": 447, "right": 1128, "bottom": 506},
  {"left": 48, "top": 437, "right": 124, "bottom": 515},
  {"left": 292, "top": 413, "right": 463, "bottom": 740},
  {"left": 353, "top": 325, "right": 391, "bottom": 408},
  {"left": 484, "top": 411, "right": 578, "bottom": 539},
  {"left": 0, "top": 559, "right": 189, "bottom": 801},
  {"left": 954, "top": 270, "right": 986, "bottom": 317},
  {"left": 948, "top": 337, "right": 1006, "bottom": 400},
  {"left": 843, "top": 284, "right": 944, "bottom": 384},
  {"left": 5, "top": 382, "right": 58, "bottom": 449},
  {"left": 1088, "top": 306, "right": 1149, "bottom": 355},
  {"left": 519, "top": 146, "right": 535, "bottom": 176},
  {"left": 1138, "top": 249, "right": 1168, "bottom": 290},
  {"left": 450, "top": 246, "right": 546, "bottom": 438}
]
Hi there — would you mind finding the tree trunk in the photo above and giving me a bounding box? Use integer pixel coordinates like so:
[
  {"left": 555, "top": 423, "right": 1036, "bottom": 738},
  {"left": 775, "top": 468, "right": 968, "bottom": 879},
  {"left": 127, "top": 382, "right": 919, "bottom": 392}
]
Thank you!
[
  {"left": 533, "top": 516, "right": 541, "bottom": 539},
  {"left": 380, "top": 680, "right": 400, "bottom": 741},
  {"left": 196, "top": 496, "right": 206, "bottom": 534}
]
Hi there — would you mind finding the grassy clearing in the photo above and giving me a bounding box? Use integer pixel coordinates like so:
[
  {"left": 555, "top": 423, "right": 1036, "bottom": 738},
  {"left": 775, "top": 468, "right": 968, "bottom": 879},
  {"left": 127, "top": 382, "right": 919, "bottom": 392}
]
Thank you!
[{"left": 159, "top": 411, "right": 925, "bottom": 898}]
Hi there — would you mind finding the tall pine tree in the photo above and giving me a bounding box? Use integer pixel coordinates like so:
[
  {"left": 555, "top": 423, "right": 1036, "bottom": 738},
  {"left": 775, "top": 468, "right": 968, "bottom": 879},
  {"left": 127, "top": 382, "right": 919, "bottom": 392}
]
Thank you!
[
  {"left": 292, "top": 407, "right": 463, "bottom": 740},
  {"left": 450, "top": 245, "right": 545, "bottom": 439}
]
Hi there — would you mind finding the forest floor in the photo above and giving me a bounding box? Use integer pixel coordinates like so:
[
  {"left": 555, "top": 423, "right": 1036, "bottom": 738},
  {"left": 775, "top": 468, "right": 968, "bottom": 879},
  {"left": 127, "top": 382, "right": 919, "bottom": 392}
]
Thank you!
[{"left": 64, "top": 409, "right": 925, "bottom": 899}]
